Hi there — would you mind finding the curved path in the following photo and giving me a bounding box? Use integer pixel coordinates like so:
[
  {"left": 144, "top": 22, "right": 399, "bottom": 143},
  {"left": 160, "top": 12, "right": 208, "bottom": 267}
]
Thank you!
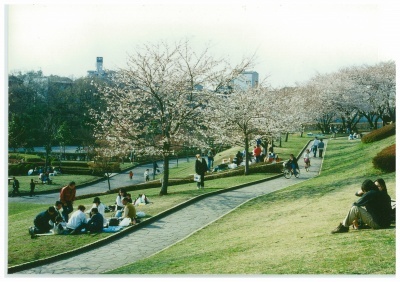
[{"left": 13, "top": 143, "right": 327, "bottom": 274}]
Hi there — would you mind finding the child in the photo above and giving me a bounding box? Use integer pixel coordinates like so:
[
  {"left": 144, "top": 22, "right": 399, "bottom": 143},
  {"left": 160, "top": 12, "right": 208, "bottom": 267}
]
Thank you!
[{"left": 144, "top": 169, "right": 150, "bottom": 182}]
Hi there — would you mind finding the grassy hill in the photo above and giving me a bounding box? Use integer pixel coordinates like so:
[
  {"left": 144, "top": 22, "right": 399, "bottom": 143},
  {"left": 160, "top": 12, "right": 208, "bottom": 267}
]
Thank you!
[{"left": 108, "top": 136, "right": 396, "bottom": 274}]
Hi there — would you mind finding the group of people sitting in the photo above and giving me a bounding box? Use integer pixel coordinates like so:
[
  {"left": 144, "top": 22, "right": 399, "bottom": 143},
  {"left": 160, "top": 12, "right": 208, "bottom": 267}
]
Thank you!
[{"left": 28, "top": 189, "right": 151, "bottom": 238}]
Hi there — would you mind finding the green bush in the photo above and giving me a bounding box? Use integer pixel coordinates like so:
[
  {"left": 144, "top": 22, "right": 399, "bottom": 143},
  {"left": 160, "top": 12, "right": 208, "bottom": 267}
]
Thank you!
[
  {"left": 52, "top": 161, "right": 90, "bottom": 168},
  {"left": 361, "top": 123, "right": 395, "bottom": 143},
  {"left": 372, "top": 144, "right": 395, "bottom": 172},
  {"left": 87, "top": 162, "right": 121, "bottom": 176}
]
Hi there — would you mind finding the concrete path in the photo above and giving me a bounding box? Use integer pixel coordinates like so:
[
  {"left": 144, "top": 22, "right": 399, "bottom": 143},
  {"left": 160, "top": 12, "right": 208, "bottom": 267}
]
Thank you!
[{"left": 13, "top": 143, "right": 326, "bottom": 274}]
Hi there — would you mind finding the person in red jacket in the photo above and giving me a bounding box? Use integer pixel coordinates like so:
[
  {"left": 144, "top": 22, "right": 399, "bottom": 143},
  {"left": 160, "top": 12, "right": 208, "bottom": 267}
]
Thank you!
[
  {"left": 253, "top": 144, "right": 262, "bottom": 163},
  {"left": 60, "top": 181, "right": 76, "bottom": 223}
]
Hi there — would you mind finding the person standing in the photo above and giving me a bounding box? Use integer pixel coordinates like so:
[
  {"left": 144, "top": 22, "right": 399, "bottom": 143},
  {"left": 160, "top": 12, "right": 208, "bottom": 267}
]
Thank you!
[
  {"left": 29, "top": 179, "right": 36, "bottom": 197},
  {"left": 253, "top": 144, "right": 262, "bottom": 163},
  {"left": 207, "top": 149, "right": 214, "bottom": 171},
  {"left": 11, "top": 177, "right": 20, "bottom": 197},
  {"left": 59, "top": 181, "right": 76, "bottom": 222},
  {"left": 318, "top": 139, "right": 325, "bottom": 158},
  {"left": 144, "top": 169, "right": 150, "bottom": 182},
  {"left": 195, "top": 154, "right": 208, "bottom": 189},
  {"left": 311, "top": 137, "right": 319, "bottom": 157},
  {"left": 129, "top": 170, "right": 133, "bottom": 180}
]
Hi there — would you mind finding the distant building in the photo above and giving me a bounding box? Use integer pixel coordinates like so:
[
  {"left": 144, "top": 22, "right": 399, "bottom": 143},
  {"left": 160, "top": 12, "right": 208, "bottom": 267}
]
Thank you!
[
  {"left": 87, "top": 57, "right": 106, "bottom": 77},
  {"left": 216, "top": 71, "right": 259, "bottom": 94},
  {"left": 232, "top": 71, "right": 259, "bottom": 90}
]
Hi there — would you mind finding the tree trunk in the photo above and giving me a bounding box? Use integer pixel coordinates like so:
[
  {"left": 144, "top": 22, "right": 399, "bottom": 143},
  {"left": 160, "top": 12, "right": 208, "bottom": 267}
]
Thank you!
[
  {"left": 159, "top": 155, "right": 170, "bottom": 195},
  {"left": 244, "top": 136, "right": 249, "bottom": 175},
  {"left": 285, "top": 132, "right": 289, "bottom": 142}
]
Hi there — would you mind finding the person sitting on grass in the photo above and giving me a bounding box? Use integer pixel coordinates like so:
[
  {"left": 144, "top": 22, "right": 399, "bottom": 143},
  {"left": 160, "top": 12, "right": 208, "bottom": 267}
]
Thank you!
[
  {"left": 86, "top": 207, "right": 104, "bottom": 233},
  {"left": 122, "top": 197, "right": 138, "bottom": 225},
  {"left": 331, "top": 179, "right": 392, "bottom": 234},
  {"left": 29, "top": 206, "right": 56, "bottom": 238},
  {"left": 66, "top": 205, "right": 88, "bottom": 235}
]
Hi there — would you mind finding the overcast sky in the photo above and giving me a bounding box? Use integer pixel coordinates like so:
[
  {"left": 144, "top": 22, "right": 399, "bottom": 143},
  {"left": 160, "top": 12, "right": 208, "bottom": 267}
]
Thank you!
[{"left": 5, "top": 0, "right": 399, "bottom": 88}]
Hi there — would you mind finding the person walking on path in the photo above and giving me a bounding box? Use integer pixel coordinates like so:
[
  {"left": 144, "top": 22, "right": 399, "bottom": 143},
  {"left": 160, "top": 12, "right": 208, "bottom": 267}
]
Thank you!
[
  {"left": 11, "top": 177, "right": 20, "bottom": 197},
  {"left": 59, "top": 181, "right": 76, "bottom": 223},
  {"left": 207, "top": 149, "right": 214, "bottom": 171},
  {"left": 29, "top": 179, "right": 36, "bottom": 197},
  {"left": 311, "top": 137, "right": 319, "bottom": 157},
  {"left": 129, "top": 171, "right": 133, "bottom": 180},
  {"left": 318, "top": 139, "right": 325, "bottom": 158},
  {"left": 195, "top": 154, "right": 208, "bottom": 189}
]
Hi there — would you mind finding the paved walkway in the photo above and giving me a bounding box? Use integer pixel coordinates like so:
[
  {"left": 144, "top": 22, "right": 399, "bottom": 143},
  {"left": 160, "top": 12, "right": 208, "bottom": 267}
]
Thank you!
[{"left": 14, "top": 143, "right": 326, "bottom": 274}]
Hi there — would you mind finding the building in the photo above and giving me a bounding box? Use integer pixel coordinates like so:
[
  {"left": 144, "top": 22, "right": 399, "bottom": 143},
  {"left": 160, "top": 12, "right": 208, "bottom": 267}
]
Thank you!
[
  {"left": 232, "top": 71, "right": 259, "bottom": 90},
  {"left": 87, "top": 57, "right": 106, "bottom": 77}
]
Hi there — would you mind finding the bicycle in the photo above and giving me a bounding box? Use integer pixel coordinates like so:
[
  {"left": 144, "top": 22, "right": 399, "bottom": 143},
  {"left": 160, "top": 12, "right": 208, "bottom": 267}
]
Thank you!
[{"left": 282, "top": 162, "right": 300, "bottom": 179}]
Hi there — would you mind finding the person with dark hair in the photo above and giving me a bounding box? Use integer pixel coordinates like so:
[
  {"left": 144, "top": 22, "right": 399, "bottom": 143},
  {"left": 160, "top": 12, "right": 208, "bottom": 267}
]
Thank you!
[
  {"left": 286, "top": 154, "right": 299, "bottom": 176},
  {"left": 317, "top": 138, "right": 325, "bottom": 158},
  {"left": 374, "top": 178, "right": 388, "bottom": 193},
  {"left": 29, "top": 179, "right": 36, "bottom": 197},
  {"left": 59, "top": 181, "right": 76, "bottom": 222},
  {"left": 195, "top": 154, "right": 208, "bottom": 189},
  {"left": 331, "top": 179, "right": 392, "bottom": 234},
  {"left": 115, "top": 188, "right": 127, "bottom": 217},
  {"left": 29, "top": 206, "right": 56, "bottom": 238},
  {"left": 90, "top": 197, "right": 108, "bottom": 225},
  {"left": 122, "top": 197, "right": 137, "bottom": 224},
  {"left": 11, "top": 177, "right": 20, "bottom": 197},
  {"left": 66, "top": 205, "right": 88, "bottom": 235},
  {"left": 86, "top": 207, "right": 104, "bottom": 233}
]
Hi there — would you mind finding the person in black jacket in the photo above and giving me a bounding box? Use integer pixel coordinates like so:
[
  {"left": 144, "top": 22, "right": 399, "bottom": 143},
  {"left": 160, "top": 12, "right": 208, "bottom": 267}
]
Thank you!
[
  {"left": 29, "top": 206, "right": 56, "bottom": 238},
  {"left": 195, "top": 154, "right": 208, "bottom": 189},
  {"left": 331, "top": 179, "right": 392, "bottom": 234},
  {"left": 86, "top": 208, "right": 104, "bottom": 233}
]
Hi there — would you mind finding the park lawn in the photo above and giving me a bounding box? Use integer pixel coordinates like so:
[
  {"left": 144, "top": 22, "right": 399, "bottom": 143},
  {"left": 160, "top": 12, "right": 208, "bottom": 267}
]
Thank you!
[
  {"left": 8, "top": 173, "right": 279, "bottom": 267},
  {"left": 7, "top": 174, "right": 103, "bottom": 194},
  {"left": 108, "top": 135, "right": 396, "bottom": 274},
  {"left": 162, "top": 133, "right": 309, "bottom": 179}
]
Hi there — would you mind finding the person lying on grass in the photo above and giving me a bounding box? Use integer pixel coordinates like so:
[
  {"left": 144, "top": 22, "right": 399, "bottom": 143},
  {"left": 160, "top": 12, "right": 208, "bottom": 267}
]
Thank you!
[{"left": 331, "top": 179, "right": 392, "bottom": 234}]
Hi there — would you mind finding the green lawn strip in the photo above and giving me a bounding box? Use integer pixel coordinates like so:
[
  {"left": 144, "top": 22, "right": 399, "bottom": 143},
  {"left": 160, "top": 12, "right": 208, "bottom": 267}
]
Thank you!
[
  {"left": 7, "top": 134, "right": 310, "bottom": 267},
  {"left": 159, "top": 133, "right": 311, "bottom": 179},
  {"left": 7, "top": 174, "right": 103, "bottom": 194},
  {"left": 8, "top": 173, "right": 278, "bottom": 267},
  {"left": 108, "top": 136, "right": 395, "bottom": 274}
]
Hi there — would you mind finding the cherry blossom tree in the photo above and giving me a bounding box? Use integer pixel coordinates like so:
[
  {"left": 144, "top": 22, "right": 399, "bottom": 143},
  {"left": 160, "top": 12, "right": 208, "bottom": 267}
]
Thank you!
[{"left": 92, "top": 40, "right": 253, "bottom": 195}]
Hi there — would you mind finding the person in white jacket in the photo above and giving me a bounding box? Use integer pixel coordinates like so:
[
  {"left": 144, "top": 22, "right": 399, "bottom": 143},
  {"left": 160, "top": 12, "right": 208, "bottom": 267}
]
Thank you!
[{"left": 66, "top": 205, "right": 88, "bottom": 235}]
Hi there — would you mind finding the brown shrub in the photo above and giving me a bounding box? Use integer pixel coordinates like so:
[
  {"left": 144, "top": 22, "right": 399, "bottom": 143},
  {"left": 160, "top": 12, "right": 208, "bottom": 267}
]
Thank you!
[
  {"left": 372, "top": 144, "right": 395, "bottom": 172},
  {"left": 361, "top": 123, "right": 395, "bottom": 143}
]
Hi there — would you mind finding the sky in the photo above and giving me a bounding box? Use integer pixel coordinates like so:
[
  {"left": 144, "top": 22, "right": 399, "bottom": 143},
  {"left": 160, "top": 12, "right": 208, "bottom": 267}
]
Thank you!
[{"left": 4, "top": 0, "right": 399, "bottom": 88}]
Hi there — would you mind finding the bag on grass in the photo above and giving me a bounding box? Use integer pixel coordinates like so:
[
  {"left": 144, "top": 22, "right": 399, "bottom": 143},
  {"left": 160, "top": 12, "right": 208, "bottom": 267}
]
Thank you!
[
  {"left": 109, "top": 218, "right": 119, "bottom": 226},
  {"left": 119, "top": 217, "right": 131, "bottom": 227}
]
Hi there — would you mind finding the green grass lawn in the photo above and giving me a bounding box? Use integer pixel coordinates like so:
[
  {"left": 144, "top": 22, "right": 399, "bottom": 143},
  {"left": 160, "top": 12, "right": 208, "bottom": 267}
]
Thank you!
[{"left": 107, "top": 135, "right": 396, "bottom": 274}]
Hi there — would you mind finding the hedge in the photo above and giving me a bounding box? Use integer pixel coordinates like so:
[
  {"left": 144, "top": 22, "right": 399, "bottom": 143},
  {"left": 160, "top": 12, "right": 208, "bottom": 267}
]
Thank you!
[
  {"left": 361, "top": 123, "right": 396, "bottom": 143},
  {"left": 51, "top": 161, "right": 90, "bottom": 168},
  {"left": 372, "top": 144, "right": 395, "bottom": 172}
]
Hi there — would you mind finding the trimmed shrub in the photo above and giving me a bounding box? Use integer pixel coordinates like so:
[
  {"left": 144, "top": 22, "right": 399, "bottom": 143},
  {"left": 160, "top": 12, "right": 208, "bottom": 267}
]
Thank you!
[
  {"left": 372, "top": 144, "right": 395, "bottom": 172},
  {"left": 361, "top": 123, "right": 395, "bottom": 143},
  {"left": 51, "top": 161, "right": 90, "bottom": 168}
]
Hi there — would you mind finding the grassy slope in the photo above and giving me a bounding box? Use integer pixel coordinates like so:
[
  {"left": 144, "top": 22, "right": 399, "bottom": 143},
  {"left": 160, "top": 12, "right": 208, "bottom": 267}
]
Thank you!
[
  {"left": 5, "top": 134, "right": 328, "bottom": 267},
  {"left": 108, "top": 136, "right": 396, "bottom": 274}
]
